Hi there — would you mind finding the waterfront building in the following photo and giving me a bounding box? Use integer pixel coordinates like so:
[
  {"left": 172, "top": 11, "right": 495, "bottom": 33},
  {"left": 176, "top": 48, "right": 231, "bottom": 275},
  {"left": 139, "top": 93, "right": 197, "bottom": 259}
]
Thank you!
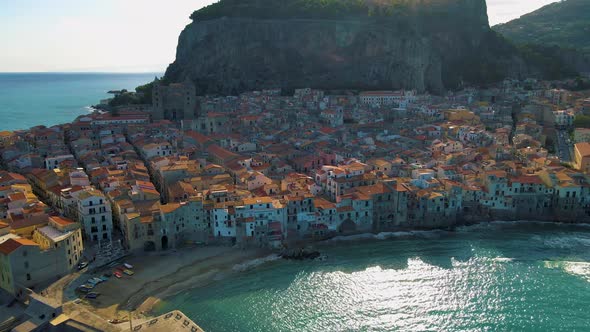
[
  {"left": 234, "top": 197, "right": 287, "bottom": 248},
  {"left": 122, "top": 198, "right": 207, "bottom": 252}
]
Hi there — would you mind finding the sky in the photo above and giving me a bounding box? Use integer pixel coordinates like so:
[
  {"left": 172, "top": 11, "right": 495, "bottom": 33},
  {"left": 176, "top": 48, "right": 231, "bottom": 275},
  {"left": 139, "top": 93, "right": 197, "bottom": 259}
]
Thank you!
[{"left": 0, "top": 0, "right": 559, "bottom": 73}]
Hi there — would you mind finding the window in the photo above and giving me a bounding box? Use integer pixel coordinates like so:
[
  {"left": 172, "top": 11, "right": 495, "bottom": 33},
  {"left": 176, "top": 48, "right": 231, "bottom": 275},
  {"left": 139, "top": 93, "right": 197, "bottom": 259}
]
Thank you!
[{"left": 26, "top": 273, "right": 31, "bottom": 281}]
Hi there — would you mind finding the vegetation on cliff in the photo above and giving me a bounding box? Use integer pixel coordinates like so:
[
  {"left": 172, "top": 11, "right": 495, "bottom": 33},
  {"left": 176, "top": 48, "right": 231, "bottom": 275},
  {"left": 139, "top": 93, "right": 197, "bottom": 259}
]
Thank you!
[
  {"left": 516, "top": 43, "right": 579, "bottom": 80},
  {"left": 494, "top": 0, "right": 590, "bottom": 53},
  {"left": 108, "top": 82, "right": 154, "bottom": 107},
  {"left": 191, "top": 0, "right": 412, "bottom": 21},
  {"left": 189, "top": 0, "right": 486, "bottom": 25}
]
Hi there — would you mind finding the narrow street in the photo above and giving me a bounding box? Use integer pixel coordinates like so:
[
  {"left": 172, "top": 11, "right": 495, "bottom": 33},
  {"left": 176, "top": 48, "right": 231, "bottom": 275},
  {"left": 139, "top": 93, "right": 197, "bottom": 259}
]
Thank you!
[{"left": 556, "top": 129, "right": 573, "bottom": 162}]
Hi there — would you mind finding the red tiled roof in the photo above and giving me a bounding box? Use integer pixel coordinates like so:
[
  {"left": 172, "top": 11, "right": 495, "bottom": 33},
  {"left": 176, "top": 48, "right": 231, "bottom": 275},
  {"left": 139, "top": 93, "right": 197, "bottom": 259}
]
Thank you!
[
  {"left": 575, "top": 142, "right": 590, "bottom": 158},
  {"left": 510, "top": 175, "right": 544, "bottom": 185},
  {"left": 0, "top": 238, "right": 38, "bottom": 255},
  {"left": 49, "top": 216, "right": 75, "bottom": 226},
  {"left": 207, "top": 144, "right": 239, "bottom": 162},
  {"left": 185, "top": 130, "right": 212, "bottom": 145}
]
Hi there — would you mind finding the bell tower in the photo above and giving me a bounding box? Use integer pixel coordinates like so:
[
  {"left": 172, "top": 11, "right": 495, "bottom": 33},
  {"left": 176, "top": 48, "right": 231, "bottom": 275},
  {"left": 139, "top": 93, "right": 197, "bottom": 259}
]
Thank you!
[{"left": 151, "top": 77, "right": 164, "bottom": 121}]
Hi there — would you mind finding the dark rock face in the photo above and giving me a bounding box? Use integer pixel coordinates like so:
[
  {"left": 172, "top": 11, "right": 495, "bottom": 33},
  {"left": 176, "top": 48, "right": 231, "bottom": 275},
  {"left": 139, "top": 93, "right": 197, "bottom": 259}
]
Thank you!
[{"left": 164, "top": 0, "right": 523, "bottom": 95}]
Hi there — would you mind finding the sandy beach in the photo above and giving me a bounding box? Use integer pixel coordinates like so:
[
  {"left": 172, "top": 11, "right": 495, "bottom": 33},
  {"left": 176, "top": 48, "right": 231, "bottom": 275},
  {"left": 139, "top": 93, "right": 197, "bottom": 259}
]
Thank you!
[{"left": 44, "top": 245, "right": 271, "bottom": 329}]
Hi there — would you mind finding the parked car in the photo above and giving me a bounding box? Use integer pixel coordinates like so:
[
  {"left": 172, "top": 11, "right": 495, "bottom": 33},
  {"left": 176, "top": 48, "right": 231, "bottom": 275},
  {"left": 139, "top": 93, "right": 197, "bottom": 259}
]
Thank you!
[
  {"left": 78, "top": 286, "right": 91, "bottom": 293},
  {"left": 77, "top": 262, "right": 89, "bottom": 270},
  {"left": 85, "top": 292, "right": 100, "bottom": 299}
]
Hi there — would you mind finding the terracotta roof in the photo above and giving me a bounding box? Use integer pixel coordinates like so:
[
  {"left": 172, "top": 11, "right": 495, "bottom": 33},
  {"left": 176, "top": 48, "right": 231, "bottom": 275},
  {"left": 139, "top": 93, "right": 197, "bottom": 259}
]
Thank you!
[
  {"left": 207, "top": 144, "right": 239, "bottom": 162},
  {"left": 243, "top": 197, "right": 274, "bottom": 205},
  {"left": 510, "top": 175, "right": 544, "bottom": 185},
  {"left": 160, "top": 203, "right": 181, "bottom": 214},
  {"left": 8, "top": 192, "right": 26, "bottom": 202},
  {"left": 314, "top": 198, "right": 336, "bottom": 210},
  {"left": 185, "top": 130, "right": 212, "bottom": 145},
  {"left": 575, "top": 142, "right": 590, "bottom": 158},
  {"left": 49, "top": 216, "right": 76, "bottom": 226},
  {"left": 0, "top": 238, "right": 38, "bottom": 255}
]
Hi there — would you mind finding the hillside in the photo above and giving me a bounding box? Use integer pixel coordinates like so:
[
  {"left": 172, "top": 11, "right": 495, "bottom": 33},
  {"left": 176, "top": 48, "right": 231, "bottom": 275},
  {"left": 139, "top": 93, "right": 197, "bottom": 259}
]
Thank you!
[
  {"left": 494, "top": 0, "right": 590, "bottom": 53},
  {"left": 161, "top": 0, "right": 570, "bottom": 95}
]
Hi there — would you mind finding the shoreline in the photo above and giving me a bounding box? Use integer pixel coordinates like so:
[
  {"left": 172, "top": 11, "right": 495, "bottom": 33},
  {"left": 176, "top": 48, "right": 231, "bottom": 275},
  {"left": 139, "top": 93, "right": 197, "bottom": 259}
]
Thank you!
[
  {"left": 59, "top": 246, "right": 272, "bottom": 326},
  {"left": 133, "top": 250, "right": 277, "bottom": 317},
  {"left": 139, "top": 219, "right": 590, "bottom": 316},
  {"left": 61, "top": 219, "right": 590, "bottom": 326}
]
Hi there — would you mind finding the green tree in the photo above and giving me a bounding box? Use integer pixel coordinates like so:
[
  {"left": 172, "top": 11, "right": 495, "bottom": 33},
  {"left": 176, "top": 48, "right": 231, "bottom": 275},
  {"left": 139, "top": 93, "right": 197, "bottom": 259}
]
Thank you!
[{"left": 574, "top": 114, "right": 590, "bottom": 128}]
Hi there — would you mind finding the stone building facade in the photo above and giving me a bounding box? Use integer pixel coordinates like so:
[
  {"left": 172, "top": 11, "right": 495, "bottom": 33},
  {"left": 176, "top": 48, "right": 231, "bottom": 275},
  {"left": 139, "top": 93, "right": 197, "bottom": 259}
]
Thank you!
[{"left": 152, "top": 78, "right": 197, "bottom": 122}]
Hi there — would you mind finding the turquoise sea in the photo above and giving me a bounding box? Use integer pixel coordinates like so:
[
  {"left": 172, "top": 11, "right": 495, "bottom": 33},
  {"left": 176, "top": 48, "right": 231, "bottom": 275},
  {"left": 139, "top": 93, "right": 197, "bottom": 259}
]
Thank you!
[
  {"left": 156, "top": 222, "right": 590, "bottom": 331},
  {"left": 0, "top": 73, "right": 159, "bottom": 131}
]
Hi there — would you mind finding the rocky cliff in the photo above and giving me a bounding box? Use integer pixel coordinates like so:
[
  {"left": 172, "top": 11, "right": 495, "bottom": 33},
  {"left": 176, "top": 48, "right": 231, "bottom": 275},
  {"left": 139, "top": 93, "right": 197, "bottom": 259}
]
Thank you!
[{"left": 164, "top": 0, "right": 525, "bottom": 95}]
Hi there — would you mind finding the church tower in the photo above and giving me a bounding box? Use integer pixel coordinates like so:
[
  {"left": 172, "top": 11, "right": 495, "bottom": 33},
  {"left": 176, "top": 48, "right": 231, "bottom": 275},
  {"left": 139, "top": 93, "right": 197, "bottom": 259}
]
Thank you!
[
  {"left": 151, "top": 77, "right": 164, "bottom": 121},
  {"left": 182, "top": 76, "right": 197, "bottom": 120}
]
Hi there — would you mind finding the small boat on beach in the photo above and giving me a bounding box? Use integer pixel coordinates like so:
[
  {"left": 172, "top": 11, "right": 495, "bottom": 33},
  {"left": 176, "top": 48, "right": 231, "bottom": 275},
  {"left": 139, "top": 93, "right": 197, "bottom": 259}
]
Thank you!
[
  {"left": 124, "top": 263, "right": 133, "bottom": 269},
  {"left": 114, "top": 271, "right": 122, "bottom": 279},
  {"left": 123, "top": 269, "right": 134, "bottom": 276}
]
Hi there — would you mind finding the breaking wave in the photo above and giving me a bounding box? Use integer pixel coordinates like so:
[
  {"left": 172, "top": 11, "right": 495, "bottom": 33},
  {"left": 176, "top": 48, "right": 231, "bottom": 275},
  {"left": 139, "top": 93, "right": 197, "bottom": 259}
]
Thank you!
[
  {"left": 325, "top": 230, "right": 446, "bottom": 243},
  {"left": 456, "top": 220, "right": 590, "bottom": 233},
  {"left": 232, "top": 254, "right": 281, "bottom": 272}
]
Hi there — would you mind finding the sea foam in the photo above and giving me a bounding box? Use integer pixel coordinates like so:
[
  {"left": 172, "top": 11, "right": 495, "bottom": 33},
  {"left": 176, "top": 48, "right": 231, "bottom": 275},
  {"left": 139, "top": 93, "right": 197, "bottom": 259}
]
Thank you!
[
  {"left": 232, "top": 254, "right": 281, "bottom": 272},
  {"left": 325, "top": 230, "right": 445, "bottom": 243}
]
